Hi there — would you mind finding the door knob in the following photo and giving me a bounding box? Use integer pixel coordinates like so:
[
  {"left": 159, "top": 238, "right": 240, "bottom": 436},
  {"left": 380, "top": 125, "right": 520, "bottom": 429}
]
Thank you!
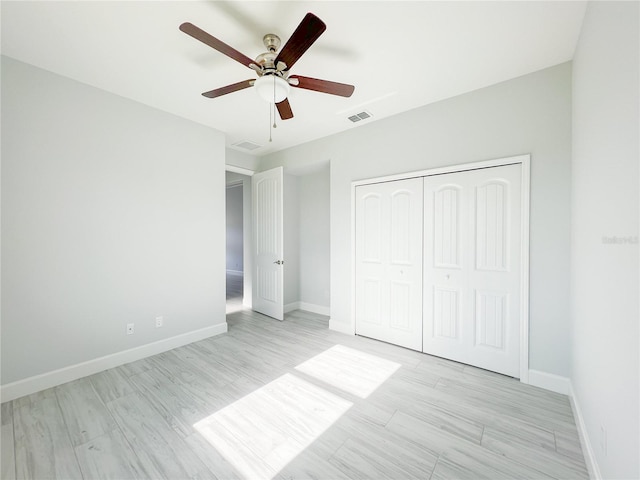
[{"left": 274, "top": 260, "right": 284, "bottom": 265}]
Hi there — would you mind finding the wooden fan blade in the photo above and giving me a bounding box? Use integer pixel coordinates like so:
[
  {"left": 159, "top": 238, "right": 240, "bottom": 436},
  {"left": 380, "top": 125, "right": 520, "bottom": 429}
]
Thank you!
[
  {"left": 180, "top": 22, "right": 256, "bottom": 69},
  {"left": 289, "top": 75, "right": 355, "bottom": 97},
  {"left": 202, "top": 80, "right": 254, "bottom": 98},
  {"left": 276, "top": 99, "right": 294, "bottom": 120},
  {"left": 275, "top": 13, "right": 326, "bottom": 71}
]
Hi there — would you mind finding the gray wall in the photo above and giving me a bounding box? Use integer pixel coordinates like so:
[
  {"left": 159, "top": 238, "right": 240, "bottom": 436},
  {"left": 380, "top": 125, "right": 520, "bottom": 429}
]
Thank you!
[
  {"left": 284, "top": 174, "right": 300, "bottom": 306},
  {"left": 299, "top": 166, "right": 330, "bottom": 309},
  {"left": 225, "top": 184, "right": 244, "bottom": 272},
  {"left": 1, "top": 56, "right": 227, "bottom": 384},
  {"left": 261, "top": 62, "right": 573, "bottom": 377},
  {"left": 226, "top": 149, "right": 260, "bottom": 172},
  {"left": 571, "top": 2, "right": 639, "bottom": 478}
]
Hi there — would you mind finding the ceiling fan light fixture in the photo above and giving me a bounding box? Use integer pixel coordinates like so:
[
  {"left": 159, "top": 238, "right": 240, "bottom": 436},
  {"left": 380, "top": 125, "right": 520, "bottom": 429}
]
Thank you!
[{"left": 255, "top": 75, "right": 290, "bottom": 103}]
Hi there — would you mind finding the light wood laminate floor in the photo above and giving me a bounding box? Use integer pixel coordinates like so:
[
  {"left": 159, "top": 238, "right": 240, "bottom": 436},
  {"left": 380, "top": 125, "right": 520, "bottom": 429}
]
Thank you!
[
  {"left": 226, "top": 271, "right": 244, "bottom": 314},
  {"left": 1, "top": 284, "right": 588, "bottom": 479}
]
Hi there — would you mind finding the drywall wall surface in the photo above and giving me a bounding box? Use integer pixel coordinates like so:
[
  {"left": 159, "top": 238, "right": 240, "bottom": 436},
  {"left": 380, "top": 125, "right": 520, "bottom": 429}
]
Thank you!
[
  {"left": 1, "top": 56, "right": 227, "bottom": 384},
  {"left": 241, "top": 175, "right": 253, "bottom": 307},
  {"left": 226, "top": 148, "right": 259, "bottom": 172},
  {"left": 226, "top": 171, "right": 249, "bottom": 184},
  {"left": 571, "top": 2, "right": 639, "bottom": 478},
  {"left": 261, "top": 62, "right": 572, "bottom": 377},
  {"left": 225, "top": 184, "right": 244, "bottom": 272},
  {"left": 284, "top": 174, "right": 300, "bottom": 306},
  {"left": 299, "top": 167, "right": 330, "bottom": 309}
]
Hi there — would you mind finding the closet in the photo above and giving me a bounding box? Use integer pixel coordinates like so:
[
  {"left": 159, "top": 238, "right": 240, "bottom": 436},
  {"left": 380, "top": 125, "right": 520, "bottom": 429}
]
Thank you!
[{"left": 354, "top": 162, "right": 523, "bottom": 377}]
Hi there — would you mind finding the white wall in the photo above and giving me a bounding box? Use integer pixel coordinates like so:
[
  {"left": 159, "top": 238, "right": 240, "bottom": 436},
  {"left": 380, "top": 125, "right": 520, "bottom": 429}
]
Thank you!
[
  {"left": 284, "top": 174, "right": 300, "bottom": 307},
  {"left": 571, "top": 2, "right": 639, "bottom": 478},
  {"left": 226, "top": 149, "right": 260, "bottom": 172},
  {"left": 1, "top": 56, "right": 227, "bottom": 386},
  {"left": 261, "top": 62, "right": 572, "bottom": 378},
  {"left": 225, "top": 184, "right": 243, "bottom": 272},
  {"left": 299, "top": 166, "right": 330, "bottom": 310}
]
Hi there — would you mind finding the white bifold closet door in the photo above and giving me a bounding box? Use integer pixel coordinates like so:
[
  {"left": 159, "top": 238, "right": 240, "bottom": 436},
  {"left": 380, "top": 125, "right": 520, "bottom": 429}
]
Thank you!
[
  {"left": 423, "top": 163, "right": 522, "bottom": 377},
  {"left": 355, "top": 177, "right": 423, "bottom": 351}
]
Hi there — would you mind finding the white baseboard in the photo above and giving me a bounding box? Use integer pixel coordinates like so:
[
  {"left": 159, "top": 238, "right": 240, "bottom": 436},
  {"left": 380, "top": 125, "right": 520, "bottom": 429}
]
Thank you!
[
  {"left": 329, "top": 318, "right": 354, "bottom": 335},
  {"left": 527, "top": 369, "right": 571, "bottom": 395},
  {"left": 0, "top": 322, "right": 228, "bottom": 402},
  {"left": 226, "top": 269, "right": 243, "bottom": 276},
  {"left": 569, "top": 382, "right": 601, "bottom": 479},
  {"left": 298, "top": 302, "right": 330, "bottom": 316},
  {"left": 284, "top": 302, "right": 330, "bottom": 316},
  {"left": 284, "top": 302, "right": 300, "bottom": 313}
]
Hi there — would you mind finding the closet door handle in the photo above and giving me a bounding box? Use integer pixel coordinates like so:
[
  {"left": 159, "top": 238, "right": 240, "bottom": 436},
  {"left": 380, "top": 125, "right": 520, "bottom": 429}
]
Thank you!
[{"left": 274, "top": 260, "right": 284, "bottom": 265}]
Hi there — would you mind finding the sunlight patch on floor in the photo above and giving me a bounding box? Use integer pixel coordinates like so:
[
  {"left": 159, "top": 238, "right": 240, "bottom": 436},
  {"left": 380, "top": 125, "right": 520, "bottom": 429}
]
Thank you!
[
  {"left": 193, "top": 373, "right": 352, "bottom": 479},
  {"left": 295, "top": 344, "right": 401, "bottom": 398}
]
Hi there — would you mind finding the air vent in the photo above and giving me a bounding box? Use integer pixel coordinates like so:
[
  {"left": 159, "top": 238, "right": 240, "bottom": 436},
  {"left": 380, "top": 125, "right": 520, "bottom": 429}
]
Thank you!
[
  {"left": 232, "top": 141, "right": 262, "bottom": 151},
  {"left": 347, "top": 110, "right": 373, "bottom": 123}
]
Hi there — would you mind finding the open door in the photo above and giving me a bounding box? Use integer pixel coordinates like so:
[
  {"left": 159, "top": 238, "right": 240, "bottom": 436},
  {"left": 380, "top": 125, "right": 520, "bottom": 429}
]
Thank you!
[{"left": 252, "top": 167, "right": 284, "bottom": 320}]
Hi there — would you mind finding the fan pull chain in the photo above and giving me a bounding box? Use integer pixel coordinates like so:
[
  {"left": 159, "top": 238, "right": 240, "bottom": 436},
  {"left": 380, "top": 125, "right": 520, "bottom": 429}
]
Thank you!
[
  {"left": 269, "top": 103, "right": 272, "bottom": 143},
  {"left": 273, "top": 77, "right": 277, "bottom": 129},
  {"left": 268, "top": 76, "right": 277, "bottom": 143}
]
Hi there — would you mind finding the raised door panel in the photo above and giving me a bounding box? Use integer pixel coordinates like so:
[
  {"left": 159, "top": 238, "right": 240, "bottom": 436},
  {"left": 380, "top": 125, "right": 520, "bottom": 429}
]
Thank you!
[
  {"left": 360, "top": 278, "right": 383, "bottom": 326},
  {"left": 476, "top": 181, "right": 509, "bottom": 272},
  {"left": 362, "top": 194, "right": 383, "bottom": 263},
  {"left": 433, "top": 287, "right": 460, "bottom": 340},
  {"left": 389, "top": 281, "right": 411, "bottom": 331},
  {"left": 475, "top": 290, "right": 508, "bottom": 350},
  {"left": 434, "top": 186, "right": 462, "bottom": 269},
  {"left": 390, "top": 190, "right": 413, "bottom": 265}
]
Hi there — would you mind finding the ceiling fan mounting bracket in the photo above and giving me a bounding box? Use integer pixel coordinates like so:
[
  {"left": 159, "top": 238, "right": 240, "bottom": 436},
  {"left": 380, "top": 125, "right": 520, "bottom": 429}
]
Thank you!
[{"left": 262, "top": 34, "right": 281, "bottom": 53}]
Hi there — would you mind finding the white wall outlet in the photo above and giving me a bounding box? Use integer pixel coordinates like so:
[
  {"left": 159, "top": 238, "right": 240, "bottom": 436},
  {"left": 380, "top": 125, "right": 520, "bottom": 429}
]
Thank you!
[
  {"left": 126, "top": 323, "right": 134, "bottom": 335},
  {"left": 155, "top": 316, "right": 163, "bottom": 328}
]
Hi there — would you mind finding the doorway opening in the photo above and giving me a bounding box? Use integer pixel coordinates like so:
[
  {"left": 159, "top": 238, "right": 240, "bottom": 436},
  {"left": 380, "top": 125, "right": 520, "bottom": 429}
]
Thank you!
[{"left": 225, "top": 169, "right": 252, "bottom": 313}]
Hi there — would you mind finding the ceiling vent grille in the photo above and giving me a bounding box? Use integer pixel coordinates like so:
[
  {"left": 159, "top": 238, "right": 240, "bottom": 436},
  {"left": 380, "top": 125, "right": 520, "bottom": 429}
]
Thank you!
[
  {"left": 347, "top": 110, "right": 373, "bottom": 123},
  {"left": 232, "top": 141, "right": 262, "bottom": 151}
]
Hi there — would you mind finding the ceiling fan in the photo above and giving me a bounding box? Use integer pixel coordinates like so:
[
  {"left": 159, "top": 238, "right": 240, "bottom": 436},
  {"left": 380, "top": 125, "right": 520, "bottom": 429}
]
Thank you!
[{"left": 179, "top": 13, "right": 355, "bottom": 120}]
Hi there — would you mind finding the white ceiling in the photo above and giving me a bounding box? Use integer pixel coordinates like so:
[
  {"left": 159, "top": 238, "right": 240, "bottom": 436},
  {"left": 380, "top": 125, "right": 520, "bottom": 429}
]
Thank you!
[{"left": 1, "top": 1, "right": 587, "bottom": 156}]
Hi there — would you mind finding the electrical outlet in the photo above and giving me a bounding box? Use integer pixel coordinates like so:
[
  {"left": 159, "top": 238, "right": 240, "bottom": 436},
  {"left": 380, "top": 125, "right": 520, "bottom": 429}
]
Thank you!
[
  {"left": 126, "top": 323, "right": 134, "bottom": 335},
  {"left": 155, "top": 316, "right": 163, "bottom": 328},
  {"left": 600, "top": 425, "right": 607, "bottom": 456}
]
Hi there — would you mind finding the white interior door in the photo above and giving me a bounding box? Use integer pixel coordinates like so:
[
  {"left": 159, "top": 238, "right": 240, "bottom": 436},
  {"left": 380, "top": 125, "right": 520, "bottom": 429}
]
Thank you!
[
  {"left": 423, "top": 163, "right": 522, "bottom": 377},
  {"left": 355, "top": 177, "right": 423, "bottom": 350},
  {"left": 252, "top": 167, "right": 284, "bottom": 320}
]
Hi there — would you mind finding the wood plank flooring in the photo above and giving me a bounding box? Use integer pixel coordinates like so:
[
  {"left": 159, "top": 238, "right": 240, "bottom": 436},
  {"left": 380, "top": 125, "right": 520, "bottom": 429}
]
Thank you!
[{"left": 1, "top": 276, "right": 588, "bottom": 479}]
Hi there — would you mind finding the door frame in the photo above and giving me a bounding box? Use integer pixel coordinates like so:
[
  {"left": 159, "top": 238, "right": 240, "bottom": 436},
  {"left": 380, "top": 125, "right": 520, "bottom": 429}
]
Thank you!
[{"left": 350, "top": 154, "right": 531, "bottom": 383}]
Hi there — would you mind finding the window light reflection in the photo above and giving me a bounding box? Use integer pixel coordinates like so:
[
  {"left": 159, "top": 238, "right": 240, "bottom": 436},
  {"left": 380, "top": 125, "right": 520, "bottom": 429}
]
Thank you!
[
  {"left": 295, "top": 344, "right": 401, "bottom": 398},
  {"left": 193, "top": 373, "right": 352, "bottom": 479}
]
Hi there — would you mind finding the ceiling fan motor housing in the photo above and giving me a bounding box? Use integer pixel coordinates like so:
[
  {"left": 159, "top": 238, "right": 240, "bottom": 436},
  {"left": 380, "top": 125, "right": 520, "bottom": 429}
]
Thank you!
[{"left": 255, "top": 51, "right": 277, "bottom": 71}]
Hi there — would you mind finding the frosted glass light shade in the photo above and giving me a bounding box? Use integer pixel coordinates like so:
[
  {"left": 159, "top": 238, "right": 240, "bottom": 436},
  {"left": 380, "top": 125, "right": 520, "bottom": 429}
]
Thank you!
[{"left": 255, "top": 75, "right": 290, "bottom": 103}]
